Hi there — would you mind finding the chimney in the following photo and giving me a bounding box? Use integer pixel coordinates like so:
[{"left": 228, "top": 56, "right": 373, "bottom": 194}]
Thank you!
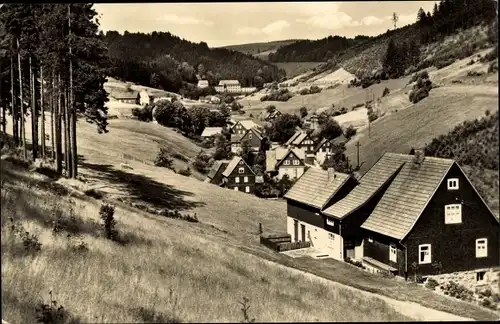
[
  {"left": 413, "top": 149, "right": 425, "bottom": 165},
  {"left": 327, "top": 167, "right": 336, "bottom": 182}
]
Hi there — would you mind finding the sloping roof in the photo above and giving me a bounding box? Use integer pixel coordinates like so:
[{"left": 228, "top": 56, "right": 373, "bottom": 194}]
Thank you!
[
  {"left": 201, "top": 127, "right": 223, "bottom": 137},
  {"left": 222, "top": 156, "right": 255, "bottom": 177},
  {"left": 206, "top": 160, "right": 230, "bottom": 181},
  {"left": 285, "top": 129, "right": 303, "bottom": 146},
  {"left": 265, "top": 110, "right": 282, "bottom": 119},
  {"left": 248, "top": 127, "right": 263, "bottom": 140},
  {"left": 323, "top": 153, "right": 409, "bottom": 219},
  {"left": 266, "top": 148, "right": 306, "bottom": 172},
  {"left": 197, "top": 80, "right": 209, "bottom": 85},
  {"left": 284, "top": 167, "right": 352, "bottom": 209},
  {"left": 234, "top": 120, "right": 258, "bottom": 131},
  {"left": 361, "top": 154, "right": 455, "bottom": 240},
  {"left": 292, "top": 132, "right": 309, "bottom": 146},
  {"left": 231, "top": 134, "right": 243, "bottom": 143},
  {"left": 219, "top": 80, "right": 240, "bottom": 86},
  {"left": 314, "top": 135, "right": 348, "bottom": 153}
]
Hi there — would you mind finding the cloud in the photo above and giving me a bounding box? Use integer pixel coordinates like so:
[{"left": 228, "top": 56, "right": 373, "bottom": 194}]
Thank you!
[
  {"left": 296, "top": 10, "right": 359, "bottom": 30},
  {"left": 360, "top": 16, "right": 384, "bottom": 26},
  {"left": 160, "top": 14, "right": 213, "bottom": 26},
  {"left": 237, "top": 20, "right": 291, "bottom": 36}
]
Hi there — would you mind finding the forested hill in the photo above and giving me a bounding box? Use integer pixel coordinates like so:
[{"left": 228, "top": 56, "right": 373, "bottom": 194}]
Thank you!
[
  {"left": 268, "top": 35, "right": 371, "bottom": 62},
  {"left": 103, "top": 31, "right": 286, "bottom": 93}
]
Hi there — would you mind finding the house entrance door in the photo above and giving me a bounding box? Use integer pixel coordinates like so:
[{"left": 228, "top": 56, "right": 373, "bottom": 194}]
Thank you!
[
  {"left": 301, "top": 224, "right": 306, "bottom": 242},
  {"left": 294, "top": 220, "right": 298, "bottom": 242},
  {"left": 344, "top": 239, "right": 355, "bottom": 259}
]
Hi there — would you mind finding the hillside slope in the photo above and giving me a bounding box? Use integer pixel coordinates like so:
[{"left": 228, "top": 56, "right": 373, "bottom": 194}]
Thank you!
[{"left": 220, "top": 39, "right": 302, "bottom": 56}]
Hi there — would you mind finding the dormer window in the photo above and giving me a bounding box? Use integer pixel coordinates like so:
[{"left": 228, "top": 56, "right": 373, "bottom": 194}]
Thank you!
[
  {"left": 447, "top": 178, "right": 459, "bottom": 190},
  {"left": 238, "top": 167, "right": 244, "bottom": 174}
]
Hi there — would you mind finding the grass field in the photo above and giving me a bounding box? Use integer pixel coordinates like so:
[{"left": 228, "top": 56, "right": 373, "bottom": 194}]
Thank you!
[
  {"left": 1, "top": 160, "right": 415, "bottom": 323},
  {"left": 274, "top": 62, "right": 322, "bottom": 79}
]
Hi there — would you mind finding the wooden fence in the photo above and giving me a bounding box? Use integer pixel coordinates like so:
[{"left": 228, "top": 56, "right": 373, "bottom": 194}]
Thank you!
[{"left": 260, "top": 233, "right": 311, "bottom": 252}]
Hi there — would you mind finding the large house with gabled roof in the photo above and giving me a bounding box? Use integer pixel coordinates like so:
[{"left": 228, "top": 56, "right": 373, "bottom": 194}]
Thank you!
[
  {"left": 204, "top": 156, "right": 256, "bottom": 194},
  {"left": 284, "top": 167, "right": 359, "bottom": 259},
  {"left": 283, "top": 151, "right": 499, "bottom": 278},
  {"left": 265, "top": 147, "right": 307, "bottom": 180}
]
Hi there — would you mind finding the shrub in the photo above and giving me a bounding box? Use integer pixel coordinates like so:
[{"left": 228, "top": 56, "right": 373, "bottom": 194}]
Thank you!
[
  {"left": 238, "top": 297, "right": 256, "bottom": 323},
  {"left": 488, "top": 60, "right": 498, "bottom": 73},
  {"left": 99, "top": 204, "right": 117, "bottom": 241},
  {"left": 179, "top": 167, "right": 191, "bottom": 177},
  {"left": 9, "top": 218, "right": 42, "bottom": 253},
  {"left": 84, "top": 188, "right": 103, "bottom": 199},
  {"left": 382, "top": 87, "right": 390, "bottom": 97},
  {"left": 35, "top": 294, "right": 72, "bottom": 324},
  {"left": 192, "top": 150, "right": 213, "bottom": 174},
  {"left": 154, "top": 147, "right": 174, "bottom": 169},
  {"left": 172, "top": 152, "right": 189, "bottom": 162},
  {"left": 425, "top": 278, "right": 439, "bottom": 290},
  {"left": 467, "top": 71, "right": 484, "bottom": 77},
  {"left": 260, "top": 89, "right": 293, "bottom": 102},
  {"left": 158, "top": 208, "right": 198, "bottom": 222},
  {"left": 344, "top": 125, "right": 357, "bottom": 139},
  {"left": 132, "top": 105, "right": 153, "bottom": 122},
  {"left": 442, "top": 281, "right": 474, "bottom": 301},
  {"left": 345, "top": 257, "right": 366, "bottom": 269}
]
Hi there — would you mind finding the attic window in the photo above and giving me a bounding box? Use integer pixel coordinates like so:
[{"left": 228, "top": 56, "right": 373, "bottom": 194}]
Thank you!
[
  {"left": 326, "top": 218, "right": 335, "bottom": 226},
  {"left": 249, "top": 134, "right": 253, "bottom": 139},
  {"left": 238, "top": 167, "right": 245, "bottom": 174},
  {"left": 293, "top": 160, "right": 300, "bottom": 166},
  {"left": 239, "top": 161, "right": 244, "bottom": 165},
  {"left": 447, "top": 178, "right": 459, "bottom": 190},
  {"left": 284, "top": 160, "right": 290, "bottom": 165}
]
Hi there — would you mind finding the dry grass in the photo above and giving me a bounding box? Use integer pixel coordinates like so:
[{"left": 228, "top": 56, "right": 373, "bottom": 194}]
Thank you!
[
  {"left": 1, "top": 160, "right": 412, "bottom": 323},
  {"left": 274, "top": 62, "right": 322, "bottom": 79},
  {"left": 346, "top": 84, "right": 499, "bottom": 174}
]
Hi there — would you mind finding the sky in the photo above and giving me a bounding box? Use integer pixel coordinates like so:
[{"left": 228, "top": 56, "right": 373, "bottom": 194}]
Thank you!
[{"left": 94, "top": 1, "right": 437, "bottom": 47}]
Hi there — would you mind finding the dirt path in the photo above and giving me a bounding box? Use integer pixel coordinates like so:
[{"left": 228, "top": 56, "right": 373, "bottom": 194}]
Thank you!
[{"left": 258, "top": 258, "right": 474, "bottom": 322}]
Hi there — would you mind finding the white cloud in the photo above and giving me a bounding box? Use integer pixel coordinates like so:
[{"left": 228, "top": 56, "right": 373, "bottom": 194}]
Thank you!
[
  {"left": 262, "top": 20, "right": 291, "bottom": 34},
  {"left": 296, "top": 10, "right": 358, "bottom": 30},
  {"left": 360, "top": 16, "right": 384, "bottom": 26},
  {"left": 237, "top": 20, "right": 291, "bottom": 36},
  {"left": 160, "top": 14, "right": 213, "bottom": 26}
]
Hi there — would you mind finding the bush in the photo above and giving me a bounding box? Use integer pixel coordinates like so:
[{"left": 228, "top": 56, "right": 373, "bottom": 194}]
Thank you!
[
  {"left": 344, "top": 125, "right": 357, "bottom": 139},
  {"left": 345, "top": 257, "right": 366, "bottom": 269},
  {"left": 99, "top": 204, "right": 118, "bottom": 241},
  {"left": 158, "top": 208, "right": 198, "bottom": 222},
  {"left": 172, "top": 152, "right": 189, "bottom": 162},
  {"left": 131, "top": 105, "right": 153, "bottom": 122},
  {"left": 154, "top": 147, "right": 174, "bottom": 169},
  {"left": 425, "top": 278, "right": 439, "bottom": 290},
  {"left": 260, "top": 88, "right": 293, "bottom": 102},
  {"left": 84, "top": 188, "right": 103, "bottom": 199},
  {"left": 35, "top": 295, "right": 72, "bottom": 324},
  {"left": 9, "top": 218, "right": 42, "bottom": 253},
  {"left": 442, "top": 281, "right": 474, "bottom": 301},
  {"left": 382, "top": 87, "right": 390, "bottom": 97},
  {"left": 192, "top": 150, "right": 212, "bottom": 174},
  {"left": 488, "top": 60, "right": 498, "bottom": 73},
  {"left": 179, "top": 167, "right": 191, "bottom": 177}
]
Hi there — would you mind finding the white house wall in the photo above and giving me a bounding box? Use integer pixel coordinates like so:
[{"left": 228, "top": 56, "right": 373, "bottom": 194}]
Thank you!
[
  {"left": 286, "top": 216, "right": 343, "bottom": 261},
  {"left": 277, "top": 167, "right": 304, "bottom": 180}
]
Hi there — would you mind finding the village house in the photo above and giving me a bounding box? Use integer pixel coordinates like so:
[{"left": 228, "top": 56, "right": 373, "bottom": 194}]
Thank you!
[
  {"left": 231, "top": 120, "right": 259, "bottom": 135},
  {"left": 264, "top": 110, "right": 282, "bottom": 121},
  {"left": 303, "top": 113, "right": 320, "bottom": 130},
  {"left": 109, "top": 90, "right": 140, "bottom": 104},
  {"left": 284, "top": 167, "right": 359, "bottom": 258},
  {"left": 138, "top": 89, "right": 173, "bottom": 106},
  {"left": 313, "top": 135, "right": 348, "bottom": 165},
  {"left": 240, "top": 127, "right": 265, "bottom": 152},
  {"left": 201, "top": 127, "right": 223, "bottom": 138},
  {"left": 230, "top": 134, "right": 243, "bottom": 154},
  {"left": 285, "top": 128, "right": 317, "bottom": 158},
  {"left": 205, "top": 156, "right": 256, "bottom": 194},
  {"left": 356, "top": 152, "right": 500, "bottom": 278},
  {"left": 265, "top": 147, "right": 307, "bottom": 180},
  {"left": 197, "top": 80, "right": 209, "bottom": 88},
  {"left": 215, "top": 80, "right": 241, "bottom": 93}
]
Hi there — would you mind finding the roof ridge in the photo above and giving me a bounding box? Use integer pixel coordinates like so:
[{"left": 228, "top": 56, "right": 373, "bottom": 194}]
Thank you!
[{"left": 384, "top": 152, "right": 455, "bottom": 162}]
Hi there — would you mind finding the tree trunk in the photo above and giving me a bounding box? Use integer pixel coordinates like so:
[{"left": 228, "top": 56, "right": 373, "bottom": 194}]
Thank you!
[
  {"left": 10, "top": 55, "right": 18, "bottom": 145},
  {"left": 68, "top": 4, "right": 77, "bottom": 178},
  {"left": 64, "top": 87, "right": 72, "bottom": 178},
  {"left": 55, "top": 74, "right": 62, "bottom": 173},
  {"left": 40, "top": 63, "right": 45, "bottom": 158},
  {"left": 29, "top": 56, "right": 37, "bottom": 161},
  {"left": 17, "top": 38, "right": 26, "bottom": 159},
  {"left": 50, "top": 70, "right": 55, "bottom": 160},
  {"left": 0, "top": 59, "right": 4, "bottom": 133}
]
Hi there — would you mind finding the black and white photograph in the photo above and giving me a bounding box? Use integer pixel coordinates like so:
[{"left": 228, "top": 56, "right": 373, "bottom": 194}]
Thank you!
[{"left": 0, "top": 1, "right": 499, "bottom": 322}]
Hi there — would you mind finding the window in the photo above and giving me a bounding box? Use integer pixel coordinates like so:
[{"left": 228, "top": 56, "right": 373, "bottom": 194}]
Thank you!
[
  {"left": 238, "top": 167, "right": 244, "bottom": 174},
  {"left": 418, "top": 244, "right": 432, "bottom": 264},
  {"left": 233, "top": 187, "right": 238, "bottom": 191},
  {"left": 235, "top": 176, "right": 240, "bottom": 183},
  {"left": 368, "top": 236, "right": 373, "bottom": 243},
  {"left": 328, "top": 233, "right": 335, "bottom": 241},
  {"left": 445, "top": 204, "right": 462, "bottom": 224},
  {"left": 389, "top": 244, "right": 397, "bottom": 263},
  {"left": 248, "top": 134, "right": 252, "bottom": 139},
  {"left": 447, "top": 178, "right": 459, "bottom": 190},
  {"left": 245, "top": 186, "right": 250, "bottom": 193},
  {"left": 239, "top": 161, "right": 244, "bottom": 165},
  {"left": 284, "top": 160, "right": 290, "bottom": 165},
  {"left": 244, "top": 176, "right": 248, "bottom": 183},
  {"left": 476, "top": 271, "right": 486, "bottom": 281},
  {"left": 310, "top": 146, "right": 314, "bottom": 151},
  {"left": 326, "top": 218, "right": 335, "bottom": 226},
  {"left": 476, "top": 238, "right": 488, "bottom": 258},
  {"left": 293, "top": 159, "right": 300, "bottom": 166}
]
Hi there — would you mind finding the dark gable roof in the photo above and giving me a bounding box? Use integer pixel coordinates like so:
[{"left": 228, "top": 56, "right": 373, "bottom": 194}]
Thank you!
[
  {"left": 275, "top": 149, "right": 306, "bottom": 168},
  {"left": 323, "top": 153, "right": 409, "bottom": 219},
  {"left": 222, "top": 156, "right": 256, "bottom": 177},
  {"left": 284, "top": 167, "right": 353, "bottom": 209},
  {"left": 361, "top": 154, "right": 499, "bottom": 240},
  {"left": 243, "top": 127, "right": 263, "bottom": 141},
  {"left": 205, "top": 160, "right": 230, "bottom": 182},
  {"left": 231, "top": 134, "right": 243, "bottom": 143},
  {"left": 314, "top": 135, "right": 347, "bottom": 153},
  {"left": 285, "top": 129, "right": 303, "bottom": 146}
]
